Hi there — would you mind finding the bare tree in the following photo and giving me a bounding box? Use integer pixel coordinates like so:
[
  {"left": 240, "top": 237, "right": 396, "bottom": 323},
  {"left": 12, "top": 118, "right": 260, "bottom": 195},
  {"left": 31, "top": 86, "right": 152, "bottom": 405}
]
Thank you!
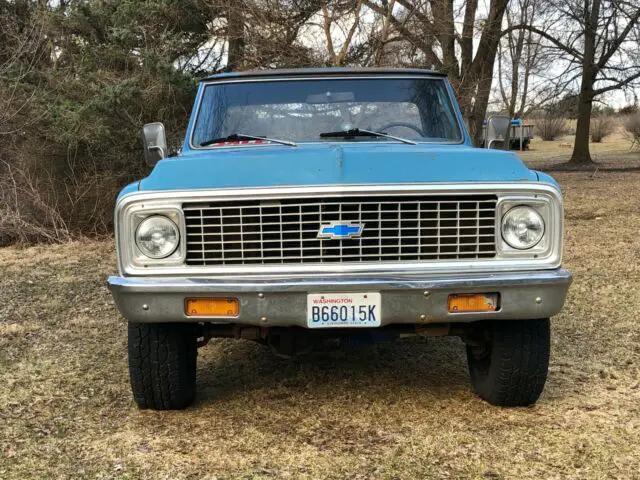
[
  {"left": 506, "top": 0, "right": 640, "bottom": 164},
  {"left": 363, "top": 0, "right": 511, "bottom": 145},
  {"left": 497, "top": 0, "right": 550, "bottom": 119},
  {"left": 320, "top": 0, "right": 364, "bottom": 66},
  {"left": 226, "top": 0, "right": 246, "bottom": 70},
  {"left": 371, "top": 0, "right": 396, "bottom": 65},
  {"left": 235, "top": 0, "right": 327, "bottom": 69}
]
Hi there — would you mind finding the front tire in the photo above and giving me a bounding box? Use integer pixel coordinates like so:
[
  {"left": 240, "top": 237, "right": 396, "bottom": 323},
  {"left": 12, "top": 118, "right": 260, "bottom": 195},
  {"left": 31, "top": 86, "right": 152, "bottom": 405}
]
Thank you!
[
  {"left": 128, "top": 322, "right": 197, "bottom": 410},
  {"left": 466, "top": 319, "right": 550, "bottom": 406}
]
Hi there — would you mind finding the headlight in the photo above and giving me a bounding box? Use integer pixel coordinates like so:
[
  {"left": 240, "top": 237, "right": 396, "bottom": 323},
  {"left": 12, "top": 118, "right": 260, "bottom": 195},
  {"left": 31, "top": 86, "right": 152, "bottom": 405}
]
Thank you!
[
  {"left": 135, "top": 215, "right": 179, "bottom": 259},
  {"left": 501, "top": 206, "right": 545, "bottom": 250}
]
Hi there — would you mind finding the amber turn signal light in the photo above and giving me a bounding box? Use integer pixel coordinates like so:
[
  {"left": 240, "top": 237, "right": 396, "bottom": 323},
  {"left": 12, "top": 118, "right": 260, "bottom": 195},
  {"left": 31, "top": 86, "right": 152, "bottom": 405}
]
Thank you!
[
  {"left": 448, "top": 293, "right": 499, "bottom": 313},
  {"left": 185, "top": 297, "right": 239, "bottom": 317}
]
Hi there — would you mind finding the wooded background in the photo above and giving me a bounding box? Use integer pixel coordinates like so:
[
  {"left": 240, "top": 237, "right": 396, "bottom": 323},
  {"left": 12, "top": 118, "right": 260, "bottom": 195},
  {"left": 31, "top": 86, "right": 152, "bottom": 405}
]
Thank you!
[{"left": 1, "top": 0, "right": 639, "bottom": 244}]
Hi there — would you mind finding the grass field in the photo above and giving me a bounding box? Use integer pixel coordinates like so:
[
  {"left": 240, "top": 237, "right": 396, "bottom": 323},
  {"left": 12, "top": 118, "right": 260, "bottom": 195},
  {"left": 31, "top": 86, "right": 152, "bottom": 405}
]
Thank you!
[
  {"left": 521, "top": 121, "right": 637, "bottom": 165},
  {"left": 2, "top": 152, "right": 640, "bottom": 479}
]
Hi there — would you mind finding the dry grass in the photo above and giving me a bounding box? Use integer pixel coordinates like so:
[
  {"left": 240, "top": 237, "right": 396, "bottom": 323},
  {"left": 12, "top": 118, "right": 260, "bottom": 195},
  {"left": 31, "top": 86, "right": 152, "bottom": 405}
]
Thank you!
[
  {"left": 2, "top": 161, "right": 640, "bottom": 479},
  {"left": 520, "top": 121, "right": 637, "bottom": 166}
]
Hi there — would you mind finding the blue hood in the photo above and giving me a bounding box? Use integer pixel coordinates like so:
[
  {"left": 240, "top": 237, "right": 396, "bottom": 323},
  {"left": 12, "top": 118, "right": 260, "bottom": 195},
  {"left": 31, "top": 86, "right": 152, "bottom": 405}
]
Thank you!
[{"left": 138, "top": 143, "right": 537, "bottom": 191}]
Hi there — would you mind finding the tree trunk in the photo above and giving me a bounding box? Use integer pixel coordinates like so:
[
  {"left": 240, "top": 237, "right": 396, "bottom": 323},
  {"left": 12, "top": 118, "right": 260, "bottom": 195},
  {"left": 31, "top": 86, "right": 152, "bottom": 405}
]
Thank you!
[
  {"left": 569, "top": 0, "right": 600, "bottom": 165},
  {"left": 471, "top": 71, "right": 494, "bottom": 146},
  {"left": 466, "top": 0, "right": 510, "bottom": 146},
  {"left": 227, "top": 1, "right": 245, "bottom": 71},
  {"left": 570, "top": 93, "right": 594, "bottom": 164}
]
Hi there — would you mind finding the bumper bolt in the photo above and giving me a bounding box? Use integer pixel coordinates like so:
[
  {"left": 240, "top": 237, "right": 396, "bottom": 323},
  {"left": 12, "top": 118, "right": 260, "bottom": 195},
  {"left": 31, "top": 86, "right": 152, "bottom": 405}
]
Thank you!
[
  {"left": 535, "top": 297, "right": 542, "bottom": 304},
  {"left": 423, "top": 291, "right": 430, "bottom": 297},
  {"left": 258, "top": 292, "right": 264, "bottom": 299},
  {"left": 419, "top": 314, "right": 426, "bottom": 321},
  {"left": 142, "top": 304, "right": 149, "bottom": 311},
  {"left": 260, "top": 316, "right": 268, "bottom": 323}
]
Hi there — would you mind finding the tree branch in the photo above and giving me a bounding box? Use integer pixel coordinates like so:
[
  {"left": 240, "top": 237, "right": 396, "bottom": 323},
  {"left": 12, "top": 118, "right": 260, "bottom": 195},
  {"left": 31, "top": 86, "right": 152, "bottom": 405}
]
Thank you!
[
  {"left": 597, "top": 7, "right": 640, "bottom": 68},
  {"left": 501, "top": 24, "right": 584, "bottom": 60},
  {"left": 362, "top": 0, "right": 443, "bottom": 69},
  {"left": 593, "top": 70, "right": 640, "bottom": 95}
]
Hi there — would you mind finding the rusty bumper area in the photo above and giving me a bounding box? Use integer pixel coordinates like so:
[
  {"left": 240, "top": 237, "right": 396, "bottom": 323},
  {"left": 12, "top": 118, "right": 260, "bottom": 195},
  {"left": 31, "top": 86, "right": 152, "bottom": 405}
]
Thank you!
[{"left": 107, "top": 269, "right": 572, "bottom": 326}]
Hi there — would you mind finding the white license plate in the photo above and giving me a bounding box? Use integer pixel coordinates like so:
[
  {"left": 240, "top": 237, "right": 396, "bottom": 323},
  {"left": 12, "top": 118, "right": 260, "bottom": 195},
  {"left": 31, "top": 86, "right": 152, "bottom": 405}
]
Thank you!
[{"left": 306, "top": 292, "right": 381, "bottom": 328}]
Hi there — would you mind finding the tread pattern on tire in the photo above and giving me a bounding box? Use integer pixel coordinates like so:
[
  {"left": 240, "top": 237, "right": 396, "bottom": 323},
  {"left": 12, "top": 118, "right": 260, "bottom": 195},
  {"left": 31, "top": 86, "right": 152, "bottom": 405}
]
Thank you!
[
  {"left": 467, "top": 319, "right": 550, "bottom": 407},
  {"left": 128, "top": 322, "right": 197, "bottom": 410}
]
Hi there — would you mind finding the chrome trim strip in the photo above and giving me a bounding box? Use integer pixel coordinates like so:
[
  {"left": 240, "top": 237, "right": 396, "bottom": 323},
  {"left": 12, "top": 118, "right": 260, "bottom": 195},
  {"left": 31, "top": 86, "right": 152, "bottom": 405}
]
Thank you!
[
  {"left": 107, "top": 268, "right": 572, "bottom": 324},
  {"left": 118, "top": 183, "right": 561, "bottom": 203},
  {"left": 188, "top": 75, "right": 466, "bottom": 151},
  {"left": 108, "top": 269, "right": 572, "bottom": 292},
  {"left": 115, "top": 183, "right": 564, "bottom": 277}
]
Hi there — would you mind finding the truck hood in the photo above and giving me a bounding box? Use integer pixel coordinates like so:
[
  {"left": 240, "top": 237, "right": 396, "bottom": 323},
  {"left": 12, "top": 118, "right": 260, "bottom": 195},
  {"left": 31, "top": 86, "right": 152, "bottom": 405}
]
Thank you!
[{"left": 138, "top": 143, "right": 537, "bottom": 191}]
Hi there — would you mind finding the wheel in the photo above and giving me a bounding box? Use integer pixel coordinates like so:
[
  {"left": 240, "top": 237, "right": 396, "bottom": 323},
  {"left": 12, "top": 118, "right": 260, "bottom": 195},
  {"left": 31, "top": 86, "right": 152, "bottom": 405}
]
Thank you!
[
  {"left": 127, "top": 322, "right": 197, "bottom": 410},
  {"left": 466, "top": 319, "right": 550, "bottom": 406}
]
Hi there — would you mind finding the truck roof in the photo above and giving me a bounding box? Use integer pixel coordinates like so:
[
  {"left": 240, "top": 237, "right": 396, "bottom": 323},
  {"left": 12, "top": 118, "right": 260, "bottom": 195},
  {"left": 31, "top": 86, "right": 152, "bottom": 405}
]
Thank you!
[{"left": 200, "top": 67, "right": 447, "bottom": 82}]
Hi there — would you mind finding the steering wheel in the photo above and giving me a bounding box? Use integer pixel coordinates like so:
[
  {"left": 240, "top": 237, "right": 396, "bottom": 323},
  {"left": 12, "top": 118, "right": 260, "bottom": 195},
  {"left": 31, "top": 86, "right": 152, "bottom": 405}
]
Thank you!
[{"left": 377, "top": 122, "right": 425, "bottom": 136}]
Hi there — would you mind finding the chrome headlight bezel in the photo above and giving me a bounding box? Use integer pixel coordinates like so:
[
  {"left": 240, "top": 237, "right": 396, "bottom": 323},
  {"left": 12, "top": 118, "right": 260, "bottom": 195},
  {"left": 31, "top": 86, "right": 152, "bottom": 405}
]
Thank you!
[
  {"left": 496, "top": 195, "right": 559, "bottom": 261},
  {"left": 117, "top": 204, "right": 186, "bottom": 271}
]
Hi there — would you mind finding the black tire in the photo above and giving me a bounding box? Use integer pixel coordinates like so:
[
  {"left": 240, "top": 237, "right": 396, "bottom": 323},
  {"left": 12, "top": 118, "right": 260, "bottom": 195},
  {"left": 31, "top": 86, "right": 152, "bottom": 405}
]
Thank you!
[
  {"left": 128, "top": 322, "right": 197, "bottom": 410},
  {"left": 466, "top": 319, "right": 550, "bottom": 407}
]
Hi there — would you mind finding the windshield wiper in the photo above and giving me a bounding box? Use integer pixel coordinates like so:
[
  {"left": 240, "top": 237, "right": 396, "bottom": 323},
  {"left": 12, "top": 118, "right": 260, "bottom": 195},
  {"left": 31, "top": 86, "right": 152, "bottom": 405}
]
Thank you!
[
  {"left": 319, "top": 128, "right": 416, "bottom": 145},
  {"left": 200, "top": 133, "right": 297, "bottom": 147}
]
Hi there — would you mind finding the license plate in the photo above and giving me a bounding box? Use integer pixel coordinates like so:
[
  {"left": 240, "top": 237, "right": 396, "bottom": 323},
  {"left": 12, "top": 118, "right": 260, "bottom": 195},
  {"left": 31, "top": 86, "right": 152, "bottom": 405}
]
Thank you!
[{"left": 306, "top": 292, "right": 381, "bottom": 328}]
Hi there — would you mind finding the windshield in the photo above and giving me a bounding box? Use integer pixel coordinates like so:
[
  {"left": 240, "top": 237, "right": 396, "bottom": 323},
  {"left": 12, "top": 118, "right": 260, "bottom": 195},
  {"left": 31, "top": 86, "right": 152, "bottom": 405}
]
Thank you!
[{"left": 191, "top": 77, "right": 463, "bottom": 147}]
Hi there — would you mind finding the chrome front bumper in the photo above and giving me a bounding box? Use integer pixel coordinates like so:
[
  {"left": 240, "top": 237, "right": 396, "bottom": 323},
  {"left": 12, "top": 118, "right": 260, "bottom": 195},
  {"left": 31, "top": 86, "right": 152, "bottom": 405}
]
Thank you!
[{"left": 107, "top": 269, "right": 572, "bottom": 326}]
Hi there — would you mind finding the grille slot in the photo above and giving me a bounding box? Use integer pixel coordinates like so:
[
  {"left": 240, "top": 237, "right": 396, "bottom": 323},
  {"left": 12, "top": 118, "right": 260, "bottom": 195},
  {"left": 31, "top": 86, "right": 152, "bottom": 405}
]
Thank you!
[{"left": 183, "top": 195, "right": 498, "bottom": 265}]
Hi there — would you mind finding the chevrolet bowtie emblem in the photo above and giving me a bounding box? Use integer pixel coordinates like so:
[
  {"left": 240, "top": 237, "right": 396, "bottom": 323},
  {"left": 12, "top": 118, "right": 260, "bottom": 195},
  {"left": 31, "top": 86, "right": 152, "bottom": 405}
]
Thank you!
[{"left": 317, "top": 222, "right": 364, "bottom": 239}]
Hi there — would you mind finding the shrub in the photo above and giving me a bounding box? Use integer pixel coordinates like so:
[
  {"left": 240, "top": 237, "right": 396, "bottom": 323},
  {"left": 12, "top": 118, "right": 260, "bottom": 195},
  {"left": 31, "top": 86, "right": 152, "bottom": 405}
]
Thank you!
[
  {"left": 624, "top": 113, "right": 640, "bottom": 147},
  {"left": 535, "top": 116, "right": 567, "bottom": 141},
  {"left": 0, "top": 162, "right": 72, "bottom": 245},
  {"left": 592, "top": 105, "right": 616, "bottom": 116},
  {"left": 619, "top": 104, "right": 638, "bottom": 115},
  {"left": 590, "top": 116, "right": 615, "bottom": 143}
]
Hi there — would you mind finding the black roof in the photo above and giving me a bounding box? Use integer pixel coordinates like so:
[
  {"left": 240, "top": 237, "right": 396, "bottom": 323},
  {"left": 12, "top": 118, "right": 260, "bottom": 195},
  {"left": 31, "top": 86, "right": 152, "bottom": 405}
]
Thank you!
[{"left": 200, "top": 67, "right": 447, "bottom": 82}]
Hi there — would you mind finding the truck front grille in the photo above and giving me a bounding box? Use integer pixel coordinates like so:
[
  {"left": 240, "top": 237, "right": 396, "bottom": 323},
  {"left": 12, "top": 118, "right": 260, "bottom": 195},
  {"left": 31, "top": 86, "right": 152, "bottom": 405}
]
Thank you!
[{"left": 183, "top": 195, "right": 497, "bottom": 265}]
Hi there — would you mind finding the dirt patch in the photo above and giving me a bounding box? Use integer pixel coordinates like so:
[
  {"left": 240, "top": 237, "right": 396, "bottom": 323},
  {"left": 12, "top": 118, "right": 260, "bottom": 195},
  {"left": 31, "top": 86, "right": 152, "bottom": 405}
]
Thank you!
[{"left": 2, "top": 168, "right": 640, "bottom": 479}]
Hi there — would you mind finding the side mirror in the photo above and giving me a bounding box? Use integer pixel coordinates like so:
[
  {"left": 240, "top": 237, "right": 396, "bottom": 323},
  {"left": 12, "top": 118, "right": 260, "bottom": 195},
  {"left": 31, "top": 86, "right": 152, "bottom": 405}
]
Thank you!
[{"left": 141, "top": 122, "right": 168, "bottom": 166}]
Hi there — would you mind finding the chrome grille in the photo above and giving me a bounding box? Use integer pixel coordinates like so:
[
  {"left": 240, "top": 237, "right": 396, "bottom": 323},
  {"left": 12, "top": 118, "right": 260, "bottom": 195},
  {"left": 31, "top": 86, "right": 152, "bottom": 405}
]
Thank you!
[{"left": 183, "top": 195, "right": 497, "bottom": 265}]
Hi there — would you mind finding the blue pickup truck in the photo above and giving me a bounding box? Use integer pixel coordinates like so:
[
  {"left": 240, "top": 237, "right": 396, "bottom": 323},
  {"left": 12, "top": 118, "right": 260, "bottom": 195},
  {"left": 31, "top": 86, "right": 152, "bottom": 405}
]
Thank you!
[{"left": 108, "top": 68, "right": 571, "bottom": 410}]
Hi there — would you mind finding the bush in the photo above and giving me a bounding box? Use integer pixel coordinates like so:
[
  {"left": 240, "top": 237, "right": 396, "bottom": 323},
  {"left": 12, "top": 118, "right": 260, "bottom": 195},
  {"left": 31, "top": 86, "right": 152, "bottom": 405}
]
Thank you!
[
  {"left": 624, "top": 113, "right": 640, "bottom": 146},
  {"left": 590, "top": 116, "right": 615, "bottom": 143},
  {"left": 619, "top": 104, "right": 638, "bottom": 115},
  {"left": 0, "top": 163, "right": 71, "bottom": 245},
  {"left": 535, "top": 116, "right": 567, "bottom": 141},
  {"left": 0, "top": 2, "right": 202, "bottom": 246},
  {"left": 592, "top": 105, "right": 616, "bottom": 117}
]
